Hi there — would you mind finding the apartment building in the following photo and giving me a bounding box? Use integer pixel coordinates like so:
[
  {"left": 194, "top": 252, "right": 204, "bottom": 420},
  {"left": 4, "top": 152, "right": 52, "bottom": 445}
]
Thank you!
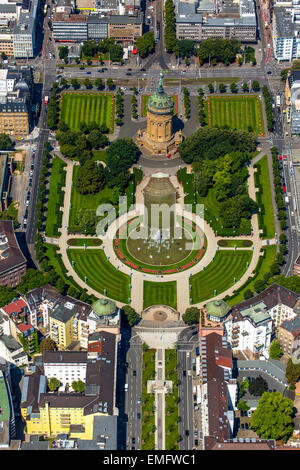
[
  {"left": 277, "top": 315, "right": 300, "bottom": 356},
  {"left": 108, "top": 12, "right": 143, "bottom": 42},
  {"left": 224, "top": 303, "right": 273, "bottom": 358},
  {"left": 272, "top": 7, "right": 300, "bottom": 62},
  {"left": 43, "top": 351, "right": 88, "bottom": 390},
  {"left": 0, "top": 220, "right": 27, "bottom": 287},
  {"left": 25, "top": 284, "right": 63, "bottom": 329},
  {"left": 175, "top": 0, "right": 257, "bottom": 43},
  {"left": 294, "top": 253, "right": 300, "bottom": 276},
  {"left": 0, "top": 334, "right": 28, "bottom": 366},
  {"left": 21, "top": 331, "right": 118, "bottom": 442}
]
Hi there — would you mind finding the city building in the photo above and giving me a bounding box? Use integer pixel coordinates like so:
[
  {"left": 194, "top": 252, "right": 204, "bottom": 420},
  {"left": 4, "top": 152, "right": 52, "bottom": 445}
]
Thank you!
[
  {"left": 21, "top": 331, "right": 118, "bottom": 440},
  {"left": 205, "top": 299, "right": 231, "bottom": 323},
  {"left": 137, "top": 75, "right": 183, "bottom": 155},
  {"left": 107, "top": 12, "right": 144, "bottom": 43},
  {"left": 52, "top": 10, "right": 143, "bottom": 43},
  {"left": 199, "top": 328, "right": 238, "bottom": 446},
  {"left": 0, "top": 153, "right": 13, "bottom": 212},
  {"left": 0, "top": 334, "right": 28, "bottom": 366},
  {"left": 13, "top": 0, "right": 40, "bottom": 58},
  {"left": 25, "top": 284, "right": 63, "bottom": 329},
  {"left": 294, "top": 253, "right": 300, "bottom": 276},
  {"left": 0, "top": 66, "right": 33, "bottom": 137},
  {"left": 0, "top": 359, "right": 16, "bottom": 448},
  {"left": 175, "top": 0, "right": 257, "bottom": 43},
  {"left": 272, "top": 7, "right": 300, "bottom": 62},
  {"left": 43, "top": 351, "right": 87, "bottom": 390},
  {"left": 277, "top": 315, "right": 300, "bottom": 356},
  {"left": 224, "top": 302, "right": 272, "bottom": 358},
  {"left": 0, "top": 220, "right": 27, "bottom": 287}
]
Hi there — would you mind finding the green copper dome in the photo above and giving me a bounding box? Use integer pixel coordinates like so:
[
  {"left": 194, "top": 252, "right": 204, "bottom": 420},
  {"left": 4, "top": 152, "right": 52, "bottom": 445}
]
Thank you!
[
  {"left": 147, "top": 75, "right": 174, "bottom": 115},
  {"left": 92, "top": 298, "right": 116, "bottom": 317},
  {"left": 206, "top": 299, "right": 230, "bottom": 319}
]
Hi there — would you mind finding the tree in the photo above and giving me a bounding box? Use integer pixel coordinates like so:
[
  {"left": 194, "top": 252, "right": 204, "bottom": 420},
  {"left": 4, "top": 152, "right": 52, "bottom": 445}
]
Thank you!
[
  {"left": 39, "top": 337, "right": 57, "bottom": 353},
  {"left": 58, "top": 46, "right": 68, "bottom": 63},
  {"left": 237, "top": 400, "right": 250, "bottom": 411},
  {"left": 286, "top": 358, "right": 300, "bottom": 384},
  {"left": 48, "top": 377, "right": 60, "bottom": 391},
  {"left": 123, "top": 305, "right": 140, "bottom": 326},
  {"left": 106, "top": 78, "right": 115, "bottom": 90},
  {"left": 60, "top": 77, "right": 68, "bottom": 89},
  {"left": 250, "top": 391, "right": 294, "bottom": 443},
  {"left": 269, "top": 340, "right": 283, "bottom": 360},
  {"left": 72, "top": 380, "right": 85, "bottom": 393},
  {"left": 182, "top": 307, "right": 200, "bottom": 325},
  {"left": 71, "top": 78, "right": 80, "bottom": 89},
  {"left": 0, "top": 133, "right": 12, "bottom": 150},
  {"left": 83, "top": 78, "right": 92, "bottom": 89},
  {"left": 219, "top": 83, "right": 226, "bottom": 93},
  {"left": 248, "top": 376, "right": 268, "bottom": 396},
  {"left": 136, "top": 32, "right": 155, "bottom": 58},
  {"left": 230, "top": 82, "right": 238, "bottom": 93},
  {"left": 106, "top": 138, "right": 140, "bottom": 181},
  {"left": 252, "top": 80, "right": 260, "bottom": 91},
  {"left": 0, "top": 285, "right": 17, "bottom": 307},
  {"left": 75, "top": 160, "right": 105, "bottom": 195},
  {"left": 95, "top": 78, "right": 104, "bottom": 90}
]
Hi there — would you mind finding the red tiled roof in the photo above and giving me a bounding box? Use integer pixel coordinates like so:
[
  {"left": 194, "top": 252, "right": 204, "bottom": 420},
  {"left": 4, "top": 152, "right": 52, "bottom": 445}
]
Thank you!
[
  {"left": 2, "top": 298, "right": 27, "bottom": 316},
  {"left": 88, "top": 341, "right": 102, "bottom": 354},
  {"left": 17, "top": 322, "right": 33, "bottom": 333}
]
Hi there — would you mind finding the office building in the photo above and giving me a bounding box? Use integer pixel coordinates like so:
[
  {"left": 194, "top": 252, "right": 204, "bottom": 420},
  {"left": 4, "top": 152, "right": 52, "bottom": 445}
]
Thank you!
[
  {"left": 272, "top": 7, "right": 300, "bottom": 61},
  {"left": 175, "top": 0, "right": 257, "bottom": 43},
  {"left": 13, "top": 0, "right": 40, "bottom": 58}
]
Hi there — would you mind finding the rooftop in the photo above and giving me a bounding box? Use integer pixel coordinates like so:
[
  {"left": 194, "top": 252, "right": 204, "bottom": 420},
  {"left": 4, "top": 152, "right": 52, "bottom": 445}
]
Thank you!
[{"left": 0, "top": 220, "right": 27, "bottom": 275}]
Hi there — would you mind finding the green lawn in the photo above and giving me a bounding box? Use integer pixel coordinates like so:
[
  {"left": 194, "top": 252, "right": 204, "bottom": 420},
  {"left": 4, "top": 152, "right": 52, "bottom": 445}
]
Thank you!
[
  {"left": 69, "top": 165, "right": 136, "bottom": 234},
  {"left": 143, "top": 281, "right": 177, "bottom": 310},
  {"left": 226, "top": 245, "right": 277, "bottom": 305},
  {"left": 67, "top": 248, "right": 131, "bottom": 303},
  {"left": 141, "top": 348, "right": 156, "bottom": 450},
  {"left": 45, "top": 157, "right": 67, "bottom": 237},
  {"left": 67, "top": 238, "right": 102, "bottom": 247},
  {"left": 207, "top": 95, "right": 264, "bottom": 134},
  {"left": 60, "top": 92, "right": 114, "bottom": 132},
  {"left": 190, "top": 250, "right": 253, "bottom": 303},
  {"left": 68, "top": 165, "right": 114, "bottom": 233},
  {"left": 254, "top": 155, "right": 275, "bottom": 239},
  {"left": 165, "top": 349, "right": 179, "bottom": 450},
  {"left": 217, "top": 239, "right": 253, "bottom": 247},
  {"left": 44, "top": 243, "right": 85, "bottom": 292}
]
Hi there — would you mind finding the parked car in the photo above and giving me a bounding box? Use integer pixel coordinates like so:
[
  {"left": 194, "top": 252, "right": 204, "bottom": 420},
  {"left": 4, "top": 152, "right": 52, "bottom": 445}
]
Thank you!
[
  {"left": 132, "top": 437, "right": 135, "bottom": 444},
  {"left": 86, "top": 71, "right": 91, "bottom": 74},
  {"left": 137, "top": 412, "right": 141, "bottom": 420},
  {"left": 194, "top": 439, "right": 198, "bottom": 447},
  {"left": 126, "top": 72, "right": 132, "bottom": 76},
  {"left": 133, "top": 370, "right": 136, "bottom": 376}
]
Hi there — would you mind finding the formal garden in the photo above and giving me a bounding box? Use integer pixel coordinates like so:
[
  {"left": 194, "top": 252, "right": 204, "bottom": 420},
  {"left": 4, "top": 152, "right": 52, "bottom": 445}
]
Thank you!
[{"left": 59, "top": 92, "right": 115, "bottom": 133}]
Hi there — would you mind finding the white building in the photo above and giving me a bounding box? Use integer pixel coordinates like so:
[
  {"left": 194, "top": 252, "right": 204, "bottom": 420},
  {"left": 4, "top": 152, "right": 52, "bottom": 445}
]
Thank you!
[
  {"left": 0, "top": 335, "right": 28, "bottom": 366},
  {"left": 43, "top": 351, "right": 87, "bottom": 390},
  {"left": 272, "top": 7, "right": 300, "bottom": 61}
]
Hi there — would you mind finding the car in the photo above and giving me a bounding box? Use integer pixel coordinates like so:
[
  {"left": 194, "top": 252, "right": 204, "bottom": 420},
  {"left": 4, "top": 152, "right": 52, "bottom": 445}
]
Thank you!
[
  {"left": 126, "top": 72, "right": 132, "bottom": 75},
  {"left": 193, "top": 394, "right": 197, "bottom": 401},
  {"left": 245, "top": 423, "right": 249, "bottom": 430},
  {"left": 248, "top": 410, "right": 251, "bottom": 417},
  {"left": 137, "top": 396, "right": 141, "bottom": 404},
  {"left": 194, "top": 439, "right": 198, "bottom": 447},
  {"left": 141, "top": 68, "right": 146, "bottom": 71},
  {"left": 194, "top": 405, "right": 199, "bottom": 411},
  {"left": 283, "top": 154, "right": 287, "bottom": 159},
  {"left": 26, "top": 200, "right": 30, "bottom": 206},
  {"left": 103, "top": 67, "right": 108, "bottom": 71},
  {"left": 185, "top": 430, "right": 189, "bottom": 436},
  {"left": 27, "top": 192, "right": 30, "bottom": 200},
  {"left": 267, "top": 71, "right": 272, "bottom": 74},
  {"left": 137, "top": 412, "right": 141, "bottom": 420},
  {"left": 31, "top": 163, "right": 34, "bottom": 169},
  {"left": 30, "top": 170, "right": 33, "bottom": 176},
  {"left": 86, "top": 71, "right": 91, "bottom": 74},
  {"left": 183, "top": 370, "right": 186, "bottom": 377},
  {"left": 167, "top": 153, "right": 171, "bottom": 158},
  {"left": 127, "top": 68, "right": 132, "bottom": 71},
  {"left": 283, "top": 186, "right": 287, "bottom": 192},
  {"left": 194, "top": 430, "right": 198, "bottom": 437},
  {"left": 124, "top": 383, "right": 128, "bottom": 391},
  {"left": 29, "top": 180, "right": 32, "bottom": 187},
  {"left": 98, "top": 69, "right": 103, "bottom": 72},
  {"left": 241, "top": 423, "right": 244, "bottom": 429},
  {"left": 132, "top": 437, "right": 135, "bottom": 444},
  {"left": 133, "top": 370, "right": 136, "bottom": 376}
]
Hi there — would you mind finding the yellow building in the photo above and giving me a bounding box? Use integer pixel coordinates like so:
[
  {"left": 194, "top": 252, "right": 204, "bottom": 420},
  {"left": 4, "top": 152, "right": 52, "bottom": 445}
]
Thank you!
[
  {"left": 137, "top": 75, "right": 183, "bottom": 155},
  {"left": 49, "top": 302, "right": 76, "bottom": 350},
  {"left": 21, "top": 332, "right": 118, "bottom": 443}
]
